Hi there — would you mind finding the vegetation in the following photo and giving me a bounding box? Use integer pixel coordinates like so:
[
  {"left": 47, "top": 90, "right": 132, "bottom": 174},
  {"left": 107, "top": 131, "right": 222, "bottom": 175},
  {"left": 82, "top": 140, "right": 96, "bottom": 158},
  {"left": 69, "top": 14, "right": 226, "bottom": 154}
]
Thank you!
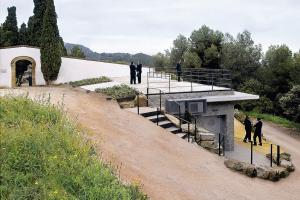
[
  {"left": 69, "top": 76, "right": 111, "bottom": 87},
  {"left": 69, "top": 45, "right": 86, "bottom": 58},
  {"left": 40, "top": 0, "right": 62, "bottom": 84},
  {"left": 1, "top": 6, "right": 19, "bottom": 47},
  {"left": 0, "top": 96, "right": 147, "bottom": 199},
  {"left": 95, "top": 84, "right": 137, "bottom": 100}
]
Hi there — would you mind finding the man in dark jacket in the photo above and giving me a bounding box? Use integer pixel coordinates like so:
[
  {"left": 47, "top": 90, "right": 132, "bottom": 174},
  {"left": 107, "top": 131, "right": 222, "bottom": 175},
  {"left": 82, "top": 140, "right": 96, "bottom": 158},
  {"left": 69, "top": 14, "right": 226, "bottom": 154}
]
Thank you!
[
  {"left": 253, "top": 118, "right": 263, "bottom": 146},
  {"left": 129, "top": 62, "right": 136, "bottom": 84},
  {"left": 176, "top": 63, "right": 182, "bottom": 82},
  {"left": 243, "top": 116, "right": 252, "bottom": 143},
  {"left": 136, "top": 63, "right": 142, "bottom": 84}
]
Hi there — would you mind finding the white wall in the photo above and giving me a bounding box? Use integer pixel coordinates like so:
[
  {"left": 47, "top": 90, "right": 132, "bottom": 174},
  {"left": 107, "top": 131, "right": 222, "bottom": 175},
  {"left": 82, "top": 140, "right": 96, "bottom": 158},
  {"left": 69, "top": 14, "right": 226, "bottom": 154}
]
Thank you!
[
  {"left": 0, "top": 46, "right": 45, "bottom": 87},
  {"left": 0, "top": 46, "right": 133, "bottom": 87}
]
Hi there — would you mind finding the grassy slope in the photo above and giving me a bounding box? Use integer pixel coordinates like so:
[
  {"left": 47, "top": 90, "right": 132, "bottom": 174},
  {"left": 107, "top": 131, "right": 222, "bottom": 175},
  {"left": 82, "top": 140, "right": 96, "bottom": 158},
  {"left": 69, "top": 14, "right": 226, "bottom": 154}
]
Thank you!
[
  {"left": 0, "top": 96, "right": 147, "bottom": 199},
  {"left": 69, "top": 76, "right": 111, "bottom": 87},
  {"left": 246, "top": 111, "right": 300, "bottom": 131}
]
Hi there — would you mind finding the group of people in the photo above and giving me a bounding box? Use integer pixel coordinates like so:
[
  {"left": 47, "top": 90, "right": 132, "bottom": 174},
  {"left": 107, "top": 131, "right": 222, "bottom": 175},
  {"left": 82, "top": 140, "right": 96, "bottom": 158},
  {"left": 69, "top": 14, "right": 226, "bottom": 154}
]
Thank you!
[
  {"left": 129, "top": 62, "right": 143, "bottom": 84},
  {"left": 243, "top": 116, "right": 263, "bottom": 146}
]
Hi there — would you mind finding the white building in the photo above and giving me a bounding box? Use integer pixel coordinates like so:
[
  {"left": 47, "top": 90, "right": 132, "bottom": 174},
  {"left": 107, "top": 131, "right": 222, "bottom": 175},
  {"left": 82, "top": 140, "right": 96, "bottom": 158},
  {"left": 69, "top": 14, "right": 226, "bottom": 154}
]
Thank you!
[{"left": 0, "top": 46, "right": 131, "bottom": 88}]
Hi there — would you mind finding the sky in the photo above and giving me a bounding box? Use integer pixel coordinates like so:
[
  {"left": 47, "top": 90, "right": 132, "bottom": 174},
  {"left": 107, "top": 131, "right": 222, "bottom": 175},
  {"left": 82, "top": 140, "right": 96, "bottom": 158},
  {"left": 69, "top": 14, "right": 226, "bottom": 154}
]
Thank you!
[{"left": 1, "top": 0, "right": 300, "bottom": 55}]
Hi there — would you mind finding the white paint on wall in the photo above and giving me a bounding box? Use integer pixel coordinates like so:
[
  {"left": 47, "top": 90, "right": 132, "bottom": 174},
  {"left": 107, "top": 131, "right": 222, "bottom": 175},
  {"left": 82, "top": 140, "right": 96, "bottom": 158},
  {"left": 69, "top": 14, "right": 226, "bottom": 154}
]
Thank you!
[{"left": 0, "top": 46, "right": 133, "bottom": 88}]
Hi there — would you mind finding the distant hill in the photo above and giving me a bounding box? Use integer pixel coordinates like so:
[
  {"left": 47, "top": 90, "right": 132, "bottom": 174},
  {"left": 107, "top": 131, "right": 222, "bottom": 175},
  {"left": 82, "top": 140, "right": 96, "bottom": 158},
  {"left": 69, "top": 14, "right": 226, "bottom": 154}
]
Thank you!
[{"left": 65, "top": 43, "right": 153, "bottom": 66}]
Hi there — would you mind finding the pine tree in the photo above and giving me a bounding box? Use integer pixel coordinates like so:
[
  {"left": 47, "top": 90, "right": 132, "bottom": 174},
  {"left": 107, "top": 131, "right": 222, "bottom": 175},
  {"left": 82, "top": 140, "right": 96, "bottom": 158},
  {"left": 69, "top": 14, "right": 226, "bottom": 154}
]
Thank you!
[
  {"left": 0, "top": 25, "right": 3, "bottom": 46},
  {"left": 18, "top": 23, "right": 28, "bottom": 45},
  {"left": 27, "top": 0, "right": 47, "bottom": 46},
  {"left": 2, "top": 6, "right": 19, "bottom": 47},
  {"left": 40, "top": 0, "right": 62, "bottom": 84}
]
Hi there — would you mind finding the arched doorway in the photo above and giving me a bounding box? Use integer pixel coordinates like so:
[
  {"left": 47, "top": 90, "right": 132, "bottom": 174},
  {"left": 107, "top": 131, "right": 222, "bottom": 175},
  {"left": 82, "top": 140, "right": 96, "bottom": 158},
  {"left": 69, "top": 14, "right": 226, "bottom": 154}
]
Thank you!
[{"left": 11, "top": 56, "right": 36, "bottom": 87}]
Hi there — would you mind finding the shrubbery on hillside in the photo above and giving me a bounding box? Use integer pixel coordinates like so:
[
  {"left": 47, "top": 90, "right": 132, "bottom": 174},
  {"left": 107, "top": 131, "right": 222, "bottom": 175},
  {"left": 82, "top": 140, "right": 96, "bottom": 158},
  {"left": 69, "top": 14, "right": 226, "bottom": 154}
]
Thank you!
[
  {"left": 69, "top": 76, "right": 111, "bottom": 87},
  {"left": 0, "top": 96, "right": 147, "bottom": 199}
]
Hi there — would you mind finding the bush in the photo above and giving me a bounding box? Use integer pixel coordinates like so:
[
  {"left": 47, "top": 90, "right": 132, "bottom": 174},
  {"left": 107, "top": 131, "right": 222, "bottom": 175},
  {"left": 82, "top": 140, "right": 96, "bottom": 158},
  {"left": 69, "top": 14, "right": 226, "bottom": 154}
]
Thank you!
[
  {"left": 95, "top": 84, "right": 137, "bottom": 100},
  {"left": 0, "top": 96, "right": 147, "bottom": 199},
  {"left": 69, "top": 76, "right": 111, "bottom": 87},
  {"left": 279, "top": 85, "right": 300, "bottom": 122}
]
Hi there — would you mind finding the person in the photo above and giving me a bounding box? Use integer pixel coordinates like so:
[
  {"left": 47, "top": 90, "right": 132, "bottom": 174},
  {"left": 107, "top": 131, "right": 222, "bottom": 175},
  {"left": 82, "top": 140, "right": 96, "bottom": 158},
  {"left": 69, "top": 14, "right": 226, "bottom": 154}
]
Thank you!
[
  {"left": 176, "top": 62, "right": 182, "bottom": 82},
  {"left": 136, "top": 63, "right": 142, "bottom": 84},
  {"left": 253, "top": 118, "right": 263, "bottom": 146},
  {"left": 21, "top": 65, "right": 33, "bottom": 86},
  {"left": 243, "top": 116, "right": 252, "bottom": 143},
  {"left": 129, "top": 61, "right": 136, "bottom": 84}
]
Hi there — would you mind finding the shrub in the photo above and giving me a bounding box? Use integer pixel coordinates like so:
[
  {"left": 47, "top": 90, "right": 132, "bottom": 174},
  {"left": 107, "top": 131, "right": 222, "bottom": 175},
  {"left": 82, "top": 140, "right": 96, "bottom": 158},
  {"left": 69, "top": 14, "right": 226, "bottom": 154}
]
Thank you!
[
  {"left": 95, "top": 84, "right": 137, "bottom": 100},
  {"left": 69, "top": 76, "right": 111, "bottom": 87},
  {"left": 0, "top": 96, "right": 147, "bottom": 199}
]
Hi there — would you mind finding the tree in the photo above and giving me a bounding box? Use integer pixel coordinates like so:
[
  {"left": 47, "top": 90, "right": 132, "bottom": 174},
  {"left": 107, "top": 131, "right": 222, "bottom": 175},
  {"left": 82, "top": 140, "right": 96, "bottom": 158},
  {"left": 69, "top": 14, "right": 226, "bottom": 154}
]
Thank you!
[
  {"left": 70, "top": 46, "right": 85, "bottom": 58},
  {"left": 18, "top": 23, "right": 29, "bottom": 45},
  {"left": 291, "top": 51, "right": 300, "bottom": 84},
  {"left": 2, "top": 6, "right": 18, "bottom": 47},
  {"left": 183, "top": 51, "right": 201, "bottom": 68},
  {"left": 189, "top": 25, "right": 223, "bottom": 69},
  {"left": 59, "top": 37, "right": 67, "bottom": 56},
  {"left": 153, "top": 52, "right": 170, "bottom": 69},
  {"left": 260, "top": 45, "right": 294, "bottom": 101},
  {"left": 40, "top": 0, "right": 62, "bottom": 84},
  {"left": 221, "top": 31, "right": 262, "bottom": 89},
  {"left": 170, "top": 34, "right": 189, "bottom": 66},
  {"left": 0, "top": 24, "right": 3, "bottom": 46},
  {"left": 279, "top": 85, "right": 300, "bottom": 122},
  {"left": 27, "top": 0, "right": 47, "bottom": 46}
]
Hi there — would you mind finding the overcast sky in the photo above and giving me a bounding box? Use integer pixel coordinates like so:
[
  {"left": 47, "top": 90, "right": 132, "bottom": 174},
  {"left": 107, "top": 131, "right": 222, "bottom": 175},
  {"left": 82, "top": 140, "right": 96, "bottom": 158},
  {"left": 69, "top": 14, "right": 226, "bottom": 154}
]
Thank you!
[{"left": 1, "top": 0, "right": 300, "bottom": 55}]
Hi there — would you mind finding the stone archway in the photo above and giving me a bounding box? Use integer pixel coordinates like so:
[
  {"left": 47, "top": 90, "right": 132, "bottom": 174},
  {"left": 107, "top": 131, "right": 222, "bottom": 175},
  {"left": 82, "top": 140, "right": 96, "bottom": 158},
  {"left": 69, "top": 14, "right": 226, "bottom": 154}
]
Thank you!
[{"left": 11, "top": 56, "right": 36, "bottom": 87}]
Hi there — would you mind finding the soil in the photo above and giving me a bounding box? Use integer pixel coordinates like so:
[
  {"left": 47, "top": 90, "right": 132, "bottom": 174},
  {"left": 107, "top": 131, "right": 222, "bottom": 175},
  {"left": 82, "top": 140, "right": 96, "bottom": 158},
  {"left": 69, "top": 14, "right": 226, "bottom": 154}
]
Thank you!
[{"left": 2, "top": 86, "right": 300, "bottom": 200}]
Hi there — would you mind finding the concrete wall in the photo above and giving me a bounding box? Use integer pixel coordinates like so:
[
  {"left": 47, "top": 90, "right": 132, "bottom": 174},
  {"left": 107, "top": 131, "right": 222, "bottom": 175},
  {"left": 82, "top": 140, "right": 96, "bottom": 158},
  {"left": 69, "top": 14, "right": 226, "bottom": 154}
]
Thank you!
[
  {"left": 0, "top": 46, "right": 131, "bottom": 88},
  {"left": 148, "top": 91, "right": 235, "bottom": 151}
]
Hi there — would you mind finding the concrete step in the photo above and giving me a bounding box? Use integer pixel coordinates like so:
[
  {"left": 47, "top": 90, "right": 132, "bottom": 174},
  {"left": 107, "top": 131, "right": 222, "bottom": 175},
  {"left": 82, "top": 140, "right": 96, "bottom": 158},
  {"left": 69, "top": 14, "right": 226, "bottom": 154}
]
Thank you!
[
  {"left": 175, "top": 132, "right": 187, "bottom": 139},
  {"left": 158, "top": 120, "right": 174, "bottom": 128},
  {"left": 167, "top": 126, "right": 181, "bottom": 134},
  {"left": 147, "top": 115, "right": 167, "bottom": 122},
  {"left": 141, "top": 110, "right": 161, "bottom": 118}
]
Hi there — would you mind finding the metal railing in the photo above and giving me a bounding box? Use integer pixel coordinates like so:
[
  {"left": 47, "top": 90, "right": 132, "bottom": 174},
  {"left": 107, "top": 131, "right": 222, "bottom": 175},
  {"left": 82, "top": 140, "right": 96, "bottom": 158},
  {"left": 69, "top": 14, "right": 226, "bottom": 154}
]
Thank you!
[
  {"left": 137, "top": 87, "right": 197, "bottom": 143},
  {"left": 147, "top": 67, "right": 232, "bottom": 93}
]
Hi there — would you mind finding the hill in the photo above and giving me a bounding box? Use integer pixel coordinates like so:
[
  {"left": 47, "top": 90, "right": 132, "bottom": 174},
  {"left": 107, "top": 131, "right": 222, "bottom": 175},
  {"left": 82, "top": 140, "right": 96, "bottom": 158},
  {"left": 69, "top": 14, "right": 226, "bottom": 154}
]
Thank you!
[{"left": 65, "top": 43, "right": 153, "bottom": 66}]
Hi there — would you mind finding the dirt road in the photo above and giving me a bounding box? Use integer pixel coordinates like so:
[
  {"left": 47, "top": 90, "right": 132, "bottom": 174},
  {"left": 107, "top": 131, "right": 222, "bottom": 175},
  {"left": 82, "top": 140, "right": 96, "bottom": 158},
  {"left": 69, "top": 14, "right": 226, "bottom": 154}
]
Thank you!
[{"left": 1, "top": 87, "right": 300, "bottom": 200}]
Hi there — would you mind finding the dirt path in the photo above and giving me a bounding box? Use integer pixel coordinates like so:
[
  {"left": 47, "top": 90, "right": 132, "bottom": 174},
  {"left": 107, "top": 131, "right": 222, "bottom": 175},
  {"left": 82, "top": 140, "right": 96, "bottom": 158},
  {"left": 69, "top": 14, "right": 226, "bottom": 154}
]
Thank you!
[{"left": 1, "top": 87, "right": 300, "bottom": 200}]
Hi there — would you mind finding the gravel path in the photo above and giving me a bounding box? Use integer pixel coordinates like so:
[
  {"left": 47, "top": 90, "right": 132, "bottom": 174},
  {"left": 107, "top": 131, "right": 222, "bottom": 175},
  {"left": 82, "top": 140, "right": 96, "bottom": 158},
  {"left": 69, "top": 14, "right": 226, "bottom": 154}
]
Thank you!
[{"left": 1, "top": 86, "right": 300, "bottom": 200}]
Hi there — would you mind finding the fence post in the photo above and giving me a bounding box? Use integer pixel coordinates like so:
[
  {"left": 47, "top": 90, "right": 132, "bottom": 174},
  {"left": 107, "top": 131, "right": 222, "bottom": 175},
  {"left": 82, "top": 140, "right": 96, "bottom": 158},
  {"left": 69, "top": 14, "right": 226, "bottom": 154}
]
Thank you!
[
  {"left": 168, "top": 74, "right": 171, "bottom": 93},
  {"left": 270, "top": 144, "right": 273, "bottom": 167},
  {"left": 218, "top": 133, "right": 221, "bottom": 156},
  {"left": 137, "top": 93, "right": 140, "bottom": 115},
  {"left": 250, "top": 141, "right": 253, "bottom": 164},
  {"left": 277, "top": 145, "right": 281, "bottom": 166},
  {"left": 222, "top": 135, "right": 225, "bottom": 156},
  {"left": 188, "top": 123, "right": 190, "bottom": 142},
  {"left": 157, "top": 108, "right": 159, "bottom": 126},
  {"left": 159, "top": 90, "right": 162, "bottom": 111},
  {"left": 146, "top": 88, "right": 149, "bottom": 107},
  {"left": 194, "top": 118, "right": 197, "bottom": 142}
]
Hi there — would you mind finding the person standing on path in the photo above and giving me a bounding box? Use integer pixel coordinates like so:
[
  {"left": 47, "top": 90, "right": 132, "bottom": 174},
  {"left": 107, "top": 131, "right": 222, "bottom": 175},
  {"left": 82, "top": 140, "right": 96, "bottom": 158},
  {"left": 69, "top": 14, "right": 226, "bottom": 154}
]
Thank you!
[
  {"left": 130, "top": 62, "right": 136, "bottom": 84},
  {"left": 253, "top": 118, "right": 263, "bottom": 146},
  {"left": 243, "top": 116, "right": 252, "bottom": 143},
  {"left": 137, "top": 63, "right": 142, "bottom": 84},
  {"left": 176, "top": 63, "right": 182, "bottom": 82}
]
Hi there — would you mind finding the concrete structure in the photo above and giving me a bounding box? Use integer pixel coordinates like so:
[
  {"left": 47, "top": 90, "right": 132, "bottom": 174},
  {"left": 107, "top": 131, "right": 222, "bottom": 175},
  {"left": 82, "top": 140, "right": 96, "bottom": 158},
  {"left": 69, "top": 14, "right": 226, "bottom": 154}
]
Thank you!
[{"left": 0, "top": 46, "right": 259, "bottom": 151}]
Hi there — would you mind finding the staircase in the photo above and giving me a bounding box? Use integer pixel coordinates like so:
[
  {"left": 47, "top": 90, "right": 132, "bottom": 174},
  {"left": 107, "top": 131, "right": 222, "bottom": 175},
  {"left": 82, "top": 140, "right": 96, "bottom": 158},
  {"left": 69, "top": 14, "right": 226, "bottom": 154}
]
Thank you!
[{"left": 139, "top": 108, "right": 189, "bottom": 140}]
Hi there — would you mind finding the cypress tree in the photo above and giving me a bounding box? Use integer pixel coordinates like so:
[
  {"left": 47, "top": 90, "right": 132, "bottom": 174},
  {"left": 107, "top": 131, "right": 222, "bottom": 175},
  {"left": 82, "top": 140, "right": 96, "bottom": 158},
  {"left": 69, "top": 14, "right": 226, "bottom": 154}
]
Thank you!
[
  {"left": 27, "top": 0, "right": 47, "bottom": 46},
  {"left": 18, "top": 23, "right": 29, "bottom": 45},
  {"left": 40, "top": 0, "right": 62, "bottom": 84},
  {"left": 0, "top": 25, "right": 3, "bottom": 47},
  {"left": 2, "top": 6, "right": 19, "bottom": 47}
]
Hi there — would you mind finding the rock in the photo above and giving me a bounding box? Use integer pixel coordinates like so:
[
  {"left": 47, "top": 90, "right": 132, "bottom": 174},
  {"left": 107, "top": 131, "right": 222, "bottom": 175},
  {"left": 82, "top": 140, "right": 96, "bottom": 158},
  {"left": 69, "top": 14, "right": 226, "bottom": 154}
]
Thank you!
[
  {"left": 256, "top": 166, "right": 270, "bottom": 179},
  {"left": 199, "top": 133, "right": 215, "bottom": 141},
  {"left": 272, "top": 167, "right": 289, "bottom": 179},
  {"left": 243, "top": 164, "right": 257, "bottom": 178},
  {"left": 119, "top": 101, "right": 135, "bottom": 109},
  {"left": 281, "top": 152, "right": 291, "bottom": 161},
  {"left": 224, "top": 159, "right": 244, "bottom": 172},
  {"left": 281, "top": 160, "right": 295, "bottom": 172},
  {"left": 269, "top": 170, "right": 280, "bottom": 182},
  {"left": 134, "top": 95, "right": 148, "bottom": 107},
  {"left": 199, "top": 141, "right": 215, "bottom": 149}
]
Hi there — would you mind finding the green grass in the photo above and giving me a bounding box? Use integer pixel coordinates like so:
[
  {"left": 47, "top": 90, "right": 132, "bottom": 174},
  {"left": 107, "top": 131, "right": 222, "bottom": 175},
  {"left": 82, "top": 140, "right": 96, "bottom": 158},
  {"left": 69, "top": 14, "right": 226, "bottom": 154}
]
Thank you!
[
  {"left": 69, "top": 76, "right": 111, "bottom": 87},
  {"left": 95, "top": 84, "right": 137, "bottom": 100},
  {"left": 0, "top": 96, "right": 147, "bottom": 200},
  {"left": 246, "top": 111, "right": 300, "bottom": 131}
]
